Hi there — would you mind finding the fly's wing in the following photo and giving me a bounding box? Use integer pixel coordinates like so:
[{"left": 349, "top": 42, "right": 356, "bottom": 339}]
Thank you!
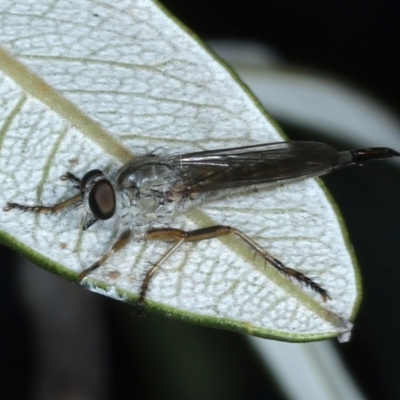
[{"left": 168, "top": 141, "right": 340, "bottom": 196}]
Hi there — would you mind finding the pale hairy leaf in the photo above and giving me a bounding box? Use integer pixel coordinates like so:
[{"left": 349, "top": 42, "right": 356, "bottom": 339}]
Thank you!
[{"left": 0, "top": 0, "right": 359, "bottom": 342}]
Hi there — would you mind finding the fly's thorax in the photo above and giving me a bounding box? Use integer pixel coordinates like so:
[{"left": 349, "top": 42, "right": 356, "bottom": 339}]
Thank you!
[
  {"left": 115, "top": 156, "right": 181, "bottom": 228},
  {"left": 116, "top": 183, "right": 179, "bottom": 229},
  {"left": 116, "top": 156, "right": 175, "bottom": 187}
]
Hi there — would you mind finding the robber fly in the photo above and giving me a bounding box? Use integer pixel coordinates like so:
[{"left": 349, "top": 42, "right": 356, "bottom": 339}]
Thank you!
[{"left": 4, "top": 141, "right": 399, "bottom": 315}]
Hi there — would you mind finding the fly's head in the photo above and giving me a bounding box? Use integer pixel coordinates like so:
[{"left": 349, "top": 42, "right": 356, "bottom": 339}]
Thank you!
[{"left": 80, "top": 169, "right": 116, "bottom": 230}]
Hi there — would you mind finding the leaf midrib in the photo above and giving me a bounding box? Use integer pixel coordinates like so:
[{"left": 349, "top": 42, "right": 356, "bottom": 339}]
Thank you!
[{"left": 0, "top": 47, "right": 133, "bottom": 162}]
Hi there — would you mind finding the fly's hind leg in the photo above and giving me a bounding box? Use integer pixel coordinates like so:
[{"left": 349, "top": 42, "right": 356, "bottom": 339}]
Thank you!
[
  {"left": 138, "top": 225, "right": 329, "bottom": 315},
  {"left": 3, "top": 172, "right": 82, "bottom": 214},
  {"left": 231, "top": 228, "right": 330, "bottom": 301}
]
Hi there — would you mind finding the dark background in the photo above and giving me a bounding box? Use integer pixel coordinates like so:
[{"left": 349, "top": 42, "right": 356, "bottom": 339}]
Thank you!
[
  {"left": 1, "top": 1, "right": 400, "bottom": 399},
  {"left": 162, "top": 0, "right": 400, "bottom": 111}
]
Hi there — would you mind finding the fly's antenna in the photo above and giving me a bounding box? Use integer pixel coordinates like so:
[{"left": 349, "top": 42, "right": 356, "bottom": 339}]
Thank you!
[{"left": 334, "top": 147, "right": 400, "bottom": 169}]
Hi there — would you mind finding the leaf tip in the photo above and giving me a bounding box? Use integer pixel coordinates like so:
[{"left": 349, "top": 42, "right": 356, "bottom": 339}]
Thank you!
[{"left": 337, "top": 318, "right": 353, "bottom": 343}]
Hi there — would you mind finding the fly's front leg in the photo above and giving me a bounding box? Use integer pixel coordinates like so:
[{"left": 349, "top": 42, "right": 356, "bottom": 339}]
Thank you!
[
  {"left": 78, "top": 230, "right": 132, "bottom": 280},
  {"left": 3, "top": 172, "right": 82, "bottom": 214},
  {"left": 60, "top": 172, "right": 81, "bottom": 189},
  {"left": 138, "top": 225, "right": 329, "bottom": 315},
  {"left": 3, "top": 194, "right": 82, "bottom": 214}
]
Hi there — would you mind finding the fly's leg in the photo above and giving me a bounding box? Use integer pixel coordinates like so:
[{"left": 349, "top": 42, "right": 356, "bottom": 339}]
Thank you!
[
  {"left": 135, "top": 227, "right": 228, "bottom": 316},
  {"left": 3, "top": 194, "right": 81, "bottom": 213},
  {"left": 60, "top": 172, "right": 81, "bottom": 189},
  {"left": 134, "top": 237, "right": 185, "bottom": 317},
  {"left": 137, "top": 225, "right": 330, "bottom": 315},
  {"left": 3, "top": 172, "right": 82, "bottom": 213},
  {"left": 78, "top": 230, "right": 132, "bottom": 280},
  {"left": 230, "top": 228, "right": 330, "bottom": 301}
]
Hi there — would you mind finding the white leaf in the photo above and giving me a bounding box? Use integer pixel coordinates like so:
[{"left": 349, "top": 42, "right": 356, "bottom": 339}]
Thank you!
[{"left": 0, "top": 0, "right": 357, "bottom": 342}]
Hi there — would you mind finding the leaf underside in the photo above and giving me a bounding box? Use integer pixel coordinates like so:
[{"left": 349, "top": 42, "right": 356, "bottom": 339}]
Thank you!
[{"left": 0, "top": 0, "right": 360, "bottom": 342}]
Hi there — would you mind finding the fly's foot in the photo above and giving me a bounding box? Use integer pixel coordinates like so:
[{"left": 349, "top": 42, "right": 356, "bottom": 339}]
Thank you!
[
  {"left": 3, "top": 202, "right": 13, "bottom": 211},
  {"left": 3, "top": 202, "right": 39, "bottom": 213},
  {"left": 282, "top": 266, "right": 330, "bottom": 302},
  {"left": 133, "top": 305, "right": 146, "bottom": 318},
  {"left": 60, "top": 172, "right": 81, "bottom": 188}
]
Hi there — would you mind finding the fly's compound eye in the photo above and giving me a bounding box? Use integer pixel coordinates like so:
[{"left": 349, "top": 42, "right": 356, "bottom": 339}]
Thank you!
[{"left": 88, "top": 179, "right": 116, "bottom": 220}]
